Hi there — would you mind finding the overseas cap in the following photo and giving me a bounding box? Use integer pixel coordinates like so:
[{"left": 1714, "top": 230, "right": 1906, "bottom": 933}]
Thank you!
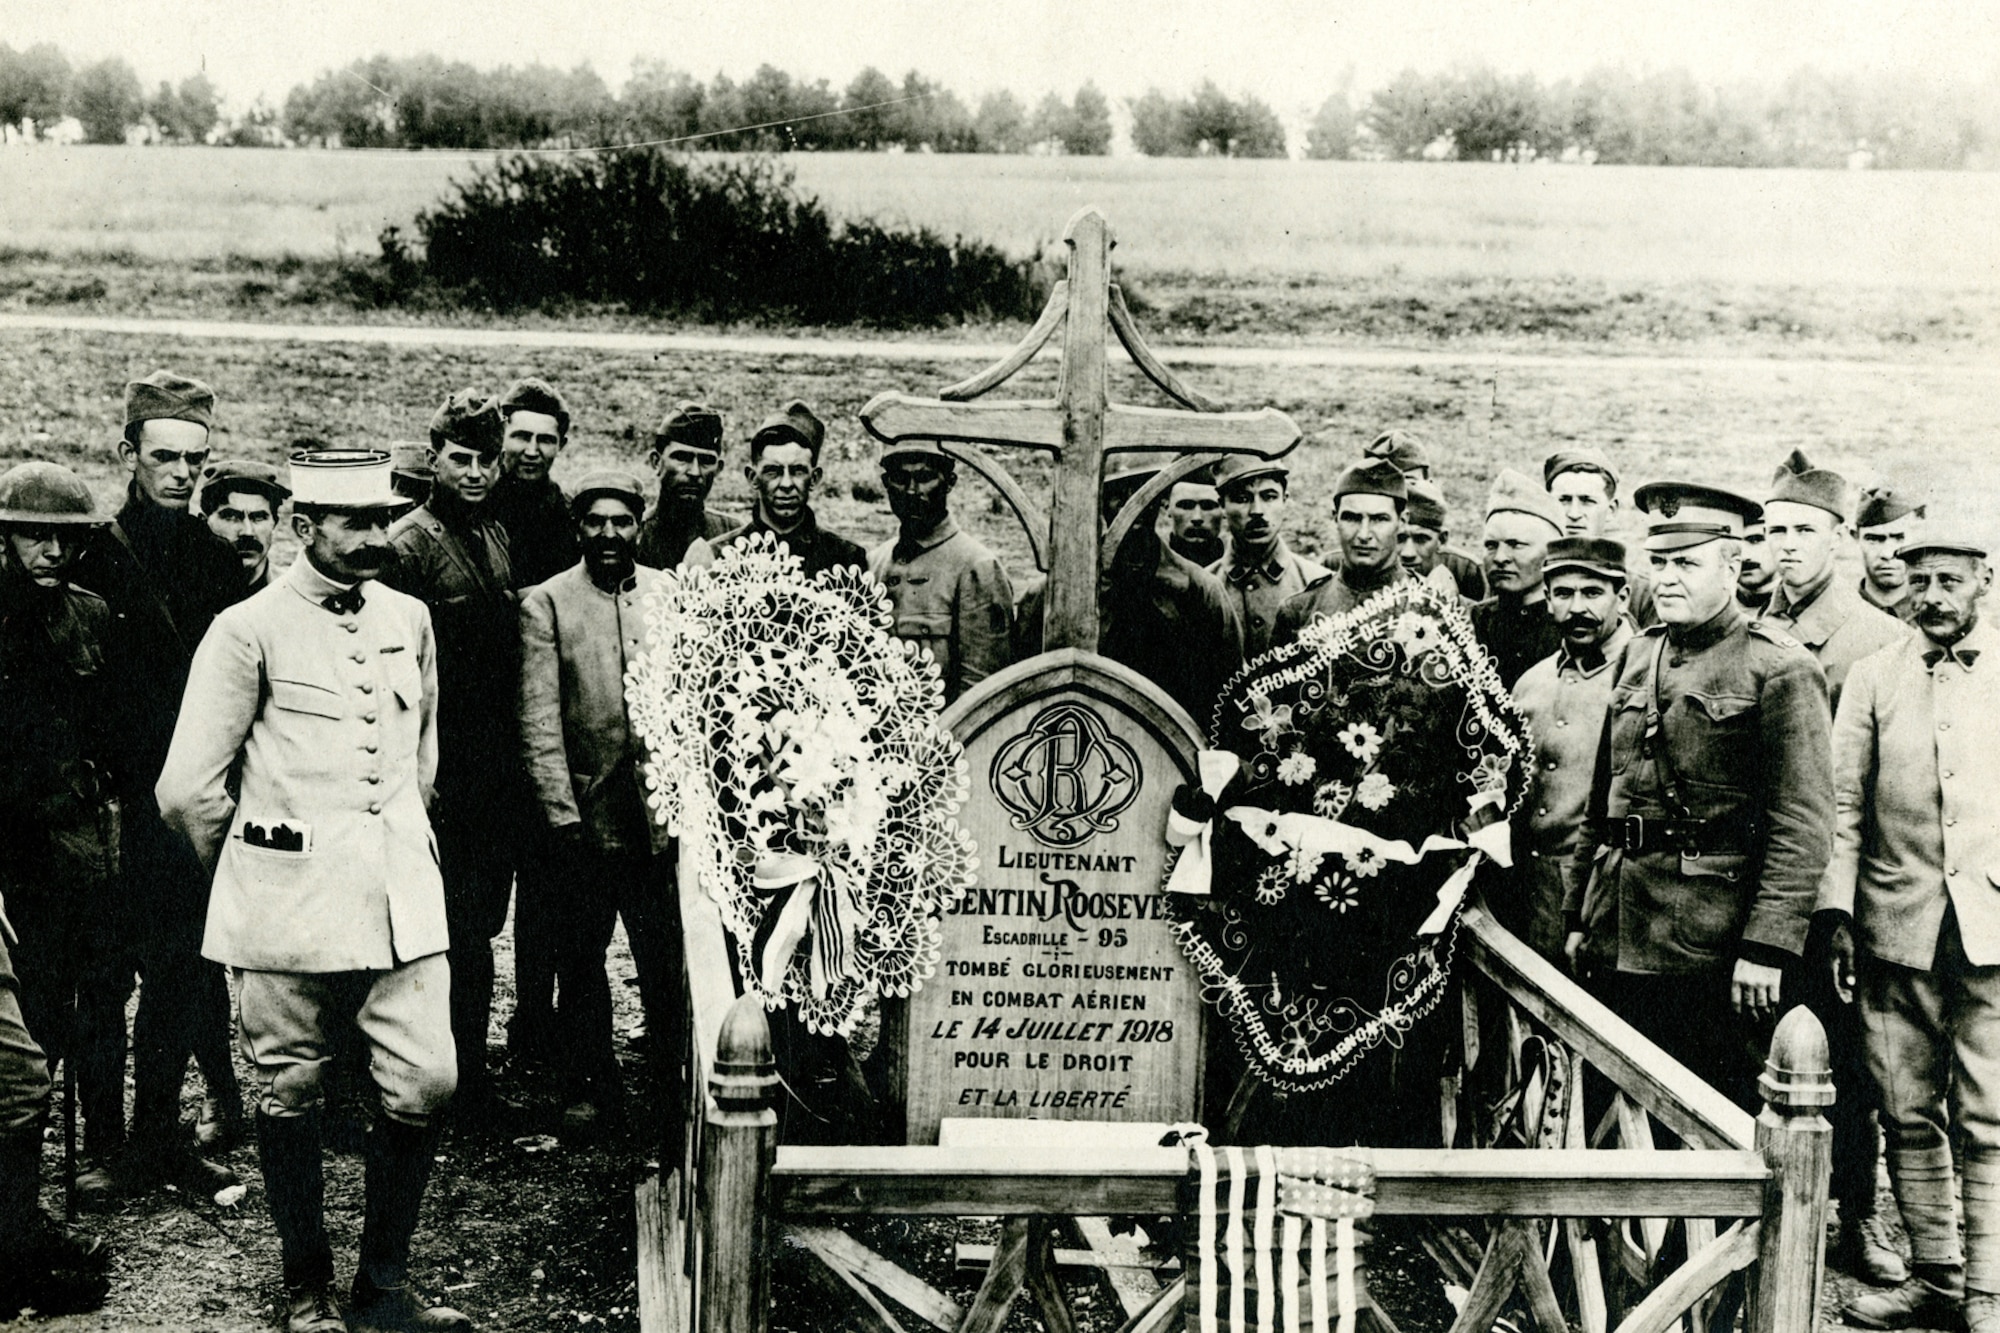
[
  {"left": 1363, "top": 429, "right": 1430, "bottom": 475},
  {"left": 1767, "top": 448, "right": 1849, "bottom": 522},
  {"left": 569, "top": 468, "right": 647, "bottom": 518},
  {"left": 0, "top": 461, "right": 105, "bottom": 526},
  {"left": 428, "top": 389, "right": 504, "bottom": 454},
  {"left": 655, "top": 402, "right": 725, "bottom": 453},
  {"left": 1403, "top": 478, "right": 1449, "bottom": 532},
  {"left": 1333, "top": 458, "right": 1409, "bottom": 506},
  {"left": 289, "top": 449, "right": 407, "bottom": 512},
  {"left": 1485, "top": 468, "right": 1566, "bottom": 533},
  {"left": 1633, "top": 480, "right": 1762, "bottom": 552},
  {"left": 1856, "top": 485, "right": 1924, "bottom": 530},
  {"left": 1212, "top": 454, "right": 1289, "bottom": 495},
  {"left": 1543, "top": 446, "right": 1621, "bottom": 497},
  {"left": 125, "top": 370, "right": 215, "bottom": 432},
  {"left": 752, "top": 400, "right": 826, "bottom": 457},
  {"left": 1543, "top": 536, "right": 1629, "bottom": 583},
  {"left": 199, "top": 459, "right": 290, "bottom": 513},
  {"left": 1896, "top": 534, "right": 1987, "bottom": 562}
]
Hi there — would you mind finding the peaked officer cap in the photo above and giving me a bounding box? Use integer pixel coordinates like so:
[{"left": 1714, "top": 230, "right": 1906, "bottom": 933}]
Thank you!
[
  {"left": 289, "top": 449, "right": 406, "bottom": 511},
  {"left": 1633, "top": 480, "right": 1762, "bottom": 551}
]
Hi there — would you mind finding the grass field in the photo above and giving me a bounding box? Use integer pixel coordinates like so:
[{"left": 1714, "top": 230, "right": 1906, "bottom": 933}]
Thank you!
[{"left": 5, "top": 144, "right": 1998, "bottom": 290}]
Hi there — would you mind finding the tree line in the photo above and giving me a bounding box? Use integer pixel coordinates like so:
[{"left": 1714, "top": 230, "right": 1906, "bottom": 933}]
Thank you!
[{"left": 4, "top": 41, "right": 1998, "bottom": 169}]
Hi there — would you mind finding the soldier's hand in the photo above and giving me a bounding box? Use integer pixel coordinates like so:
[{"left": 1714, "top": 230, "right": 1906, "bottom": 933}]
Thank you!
[
  {"left": 1827, "top": 917, "right": 1857, "bottom": 1006},
  {"left": 1730, "top": 958, "right": 1783, "bottom": 1019},
  {"left": 1562, "top": 931, "right": 1584, "bottom": 973}
]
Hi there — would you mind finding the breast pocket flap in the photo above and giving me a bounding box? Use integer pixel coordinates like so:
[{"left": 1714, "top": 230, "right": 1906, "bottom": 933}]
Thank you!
[{"left": 269, "top": 677, "right": 343, "bottom": 720}]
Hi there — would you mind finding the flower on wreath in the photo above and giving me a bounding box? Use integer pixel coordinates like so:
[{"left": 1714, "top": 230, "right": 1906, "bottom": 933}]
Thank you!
[
  {"left": 1277, "top": 750, "right": 1317, "bottom": 786},
  {"left": 1354, "top": 772, "right": 1398, "bottom": 811},
  {"left": 1313, "top": 780, "right": 1354, "bottom": 819},
  {"left": 1337, "top": 720, "right": 1383, "bottom": 764},
  {"left": 1241, "top": 690, "right": 1295, "bottom": 750},
  {"left": 1342, "top": 845, "right": 1386, "bottom": 879},
  {"left": 1390, "top": 610, "right": 1439, "bottom": 655},
  {"left": 1315, "top": 874, "right": 1361, "bottom": 913},
  {"left": 1472, "top": 752, "right": 1513, "bottom": 795},
  {"left": 1287, "top": 845, "right": 1327, "bottom": 884},
  {"left": 1254, "top": 864, "right": 1291, "bottom": 906}
]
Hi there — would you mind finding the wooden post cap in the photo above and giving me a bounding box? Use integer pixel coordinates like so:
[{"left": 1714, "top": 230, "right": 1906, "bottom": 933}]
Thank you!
[
  {"left": 1758, "top": 1006, "right": 1835, "bottom": 1112},
  {"left": 711, "top": 994, "right": 779, "bottom": 1113}
]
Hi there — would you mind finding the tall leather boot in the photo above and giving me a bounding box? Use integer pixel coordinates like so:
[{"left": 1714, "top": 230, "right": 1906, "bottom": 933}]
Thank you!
[
  {"left": 349, "top": 1115, "right": 469, "bottom": 1332},
  {"left": 0, "top": 1124, "right": 109, "bottom": 1318},
  {"left": 255, "top": 1111, "right": 335, "bottom": 1289}
]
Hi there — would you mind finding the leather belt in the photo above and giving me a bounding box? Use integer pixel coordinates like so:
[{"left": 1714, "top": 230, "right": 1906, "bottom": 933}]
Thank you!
[{"left": 1590, "top": 814, "right": 1755, "bottom": 857}]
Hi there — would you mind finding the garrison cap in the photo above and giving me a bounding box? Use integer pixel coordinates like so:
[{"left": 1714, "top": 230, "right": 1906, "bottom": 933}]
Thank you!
[
  {"left": 655, "top": 402, "right": 725, "bottom": 454},
  {"left": 1633, "top": 480, "right": 1762, "bottom": 551},
  {"left": 1363, "top": 429, "right": 1430, "bottom": 475},
  {"left": 1212, "top": 454, "right": 1289, "bottom": 495},
  {"left": 288, "top": 449, "right": 406, "bottom": 511},
  {"left": 569, "top": 468, "right": 647, "bottom": 519},
  {"left": 497, "top": 377, "right": 571, "bottom": 437},
  {"left": 125, "top": 370, "right": 215, "bottom": 432},
  {"left": 1543, "top": 446, "right": 1620, "bottom": 497},
  {"left": 0, "top": 461, "right": 106, "bottom": 526},
  {"left": 1767, "top": 448, "right": 1849, "bottom": 522},
  {"left": 199, "top": 459, "right": 290, "bottom": 513},
  {"left": 1403, "top": 479, "right": 1449, "bottom": 532},
  {"left": 1484, "top": 468, "right": 1565, "bottom": 533},
  {"left": 1543, "top": 536, "right": 1629, "bottom": 583},
  {"left": 751, "top": 400, "right": 826, "bottom": 458},
  {"left": 879, "top": 438, "right": 952, "bottom": 466},
  {"left": 428, "top": 389, "right": 504, "bottom": 455},
  {"left": 1333, "top": 458, "right": 1408, "bottom": 507},
  {"left": 1896, "top": 534, "right": 1987, "bottom": 562},
  {"left": 1856, "top": 485, "right": 1924, "bottom": 531}
]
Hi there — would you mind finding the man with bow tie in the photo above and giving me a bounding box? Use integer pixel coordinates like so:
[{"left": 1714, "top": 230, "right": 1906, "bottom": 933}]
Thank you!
[
  {"left": 1819, "top": 533, "right": 2000, "bottom": 1333},
  {"left": 157, "top": 450, "right": 470, "bottom": 1333}
]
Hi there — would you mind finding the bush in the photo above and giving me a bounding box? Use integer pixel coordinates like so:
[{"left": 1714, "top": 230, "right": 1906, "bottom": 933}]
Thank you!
[{"left": 389, "top": 149, "right": 1044, "bottom": 327}]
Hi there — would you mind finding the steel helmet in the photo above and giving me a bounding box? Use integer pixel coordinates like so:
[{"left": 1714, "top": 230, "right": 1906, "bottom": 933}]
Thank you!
[{"left": 0, "top": 461, "right": 106, "bottom": 526}]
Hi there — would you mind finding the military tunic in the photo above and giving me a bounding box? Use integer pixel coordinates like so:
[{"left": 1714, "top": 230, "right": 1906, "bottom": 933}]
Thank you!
[
  {"left": 487, "top": 471, "right": 579, "bottom": 590},
  {"left": 1762, "top": 568, "right": 1909, "bottom": 710},
  {"left": 1209, "top": 539, "right": 1330, "bottom": 660},
  {"left": 1858, "top": 578, "right": 1917, "bottom": 625},
  {"left": 1470, "top": 592, "right": 1563, "bottom": 690},
  {"left": 866, "top": 517, "right": 1013, "bottom": 704},
  {"left": 696, "top": 507, "right": 867, "bottom": 578},
  {"left": 1271, "top": 561, "right": 1410, "bottom": 650},
  {"left": 635, "top": 503, "right": 735, "bottom": 570}
]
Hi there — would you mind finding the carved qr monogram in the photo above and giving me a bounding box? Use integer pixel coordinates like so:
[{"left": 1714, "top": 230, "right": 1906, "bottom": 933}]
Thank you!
[{"left": 990, "top": 701, "right": 1142, "bottom": 848}]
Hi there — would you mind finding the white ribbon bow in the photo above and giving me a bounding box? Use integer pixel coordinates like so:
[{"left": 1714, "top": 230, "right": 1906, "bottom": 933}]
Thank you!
[{"left": 1165, "top": 750, "right": 1244, "bottom": 897}]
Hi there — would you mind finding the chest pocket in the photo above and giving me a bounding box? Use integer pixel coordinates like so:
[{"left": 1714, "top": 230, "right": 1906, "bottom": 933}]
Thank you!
[
  {"left": 381, "top": 652, "right": 422, "bottom": 712},
  {"left": 1608, "top": 686, "right": 1647, "bottom": 774},
  {"left": 1679, "top": 691, "right": 1757, "bottom": 788},
  {"left": 269, "top": 676, "right": 344, "bottom": 721}
]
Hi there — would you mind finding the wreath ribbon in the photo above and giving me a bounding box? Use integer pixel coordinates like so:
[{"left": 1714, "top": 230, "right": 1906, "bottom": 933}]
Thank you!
[
  {"left": 750, "top": 854, "right": 857, "bottom": 999},
  {"left": 1165, "top": 750, "right": 1244, "bottom": 897}
]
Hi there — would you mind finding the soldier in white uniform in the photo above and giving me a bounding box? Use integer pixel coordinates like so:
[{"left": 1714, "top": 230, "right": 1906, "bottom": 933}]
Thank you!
[{"left": 157, "top": 450, "right": 469, "bottom": 1333}]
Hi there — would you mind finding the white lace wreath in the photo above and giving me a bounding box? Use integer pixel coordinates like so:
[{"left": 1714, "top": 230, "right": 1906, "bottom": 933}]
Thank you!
[{"left": 626, "top": 533, "right": 978, "bottom": 1036}]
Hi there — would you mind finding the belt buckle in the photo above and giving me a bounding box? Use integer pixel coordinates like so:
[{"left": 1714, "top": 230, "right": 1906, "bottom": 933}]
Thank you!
[{"left": 1620, "top": 815, "right": 1645, "bottom": 852}]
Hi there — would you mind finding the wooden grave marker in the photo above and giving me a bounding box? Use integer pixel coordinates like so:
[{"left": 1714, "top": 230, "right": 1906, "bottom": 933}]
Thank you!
[{"left": 861, "top": 206, "right": 1302, "bottom": 1143}]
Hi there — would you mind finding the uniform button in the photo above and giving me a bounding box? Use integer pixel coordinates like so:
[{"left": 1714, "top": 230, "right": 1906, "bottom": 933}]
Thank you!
[
  {"left": 1537, "top": 806, "right": 1549, "bottom": 816},
  {"left": 1557, "top": 719, "right": 1568, "bottom": 727},
  {"left": 359, "top": 683, "right": 374, "bottom": 694},
  {"left": 363, "top": 712, "right": 378, "bottom": 724},
  {"left": 1947, "top": 817, "right": 1958, "bottom": 827},
  {"left": 342, "top": 623, "right": 359, "bottom": 634},
  {"left": 1545, "top": 758, "right": 1558, "bottom": 769},
  {"left": 1945, "top": 770, "right": 1954, "bottom": 779},
  {"left": 366, "top": 775, "right": 381, "bottom": 785},
  {"left": 1940, "top": 722, "right": 1951, "bottom": 731},
  {"left": 367, "top": 802, "right": 381, "bottom": 815},
  {"left": 1950, "top": 867, "right": 1960, "bottom": 877},
  {"left": 352, "top": 652, "right": 367, "bottom": 663},
  {"left": 364, "top": 743, "right": 378, "bottom": 753}
]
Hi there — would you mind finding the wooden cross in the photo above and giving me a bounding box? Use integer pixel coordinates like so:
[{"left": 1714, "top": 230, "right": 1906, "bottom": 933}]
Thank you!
[{"left": 860, "top": 207, "right": 1302, "bottom": 652}]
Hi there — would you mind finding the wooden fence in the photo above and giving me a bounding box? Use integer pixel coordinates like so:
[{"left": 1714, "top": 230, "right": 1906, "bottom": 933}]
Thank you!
[{"left": 640, "top": 869, "right": 1833, "bottom": 1333}]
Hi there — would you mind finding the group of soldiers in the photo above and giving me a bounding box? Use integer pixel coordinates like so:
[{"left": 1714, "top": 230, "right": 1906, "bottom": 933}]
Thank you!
[{"left": 0, "top": 363, "right": 1990, "bottom": 1333}]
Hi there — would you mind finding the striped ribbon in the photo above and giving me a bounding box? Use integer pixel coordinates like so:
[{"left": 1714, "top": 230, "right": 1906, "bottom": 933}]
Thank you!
[{"left": 1189, "top": 1146, "right": 1372, "bottom": 1333}]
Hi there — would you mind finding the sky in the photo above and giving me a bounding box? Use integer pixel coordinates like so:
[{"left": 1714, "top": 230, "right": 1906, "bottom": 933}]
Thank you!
[{"left": 3, "top": 0, "right": 1997, "bottom": 114}]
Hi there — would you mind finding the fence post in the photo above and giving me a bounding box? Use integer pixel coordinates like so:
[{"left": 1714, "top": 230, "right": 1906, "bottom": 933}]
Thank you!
[
  {"left": 1747, "top": 1006, "right": 1834, "bottom": 1333},
  {"left": 699, "top": 993, "right": 779, "bottom": 1333}
]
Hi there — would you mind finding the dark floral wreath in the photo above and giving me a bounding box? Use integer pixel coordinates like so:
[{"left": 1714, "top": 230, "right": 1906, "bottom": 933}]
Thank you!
[{"left": 1164, "top": 577, "right": 1534, "bottom": 1092}]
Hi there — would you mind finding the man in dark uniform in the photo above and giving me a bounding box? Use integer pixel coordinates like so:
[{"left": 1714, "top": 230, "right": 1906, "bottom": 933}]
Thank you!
[
  {"left": 1854, "top": 485, "right": 1925, "bottom": 623},
  {"left": 635, "top": 402, "right": 737, "bottom": 570},
  {"left": 1208, "top": 454, "right": 1328, "bottom": 660},
  {"left": 0, "top": 462, "right": 121, "bottom": 1319},
  {"left": 70, "top": 370, "right": 241, "bottom": 1202},
  {"left": 1737, "top": 519, "right": 1778, "bottom": 610},
  {"left": 1564, "top": 481, "right": 1833, "bottom": 1112},
  {"left": 1165, "top": 472, "right": 1225, "bottom": 567},
  {"left": 200, "top": 460, "right": 290, "bottom": 595},
  {"left": 867, "top": 439, "right": 1013, "bottom": 705},
  {"left": 1364, "top": 428, "right": 1485, "bottom": 595},
  {"left": 382, "top": 390, "right": 523, "bottom": 1116},
  {"left": 694, "top": 401, "right": 865, "bottom": 576},
  {"left": 1473, "top": 469, "right": 1567, "bottom": 689},
  {"left": 488, "top": 378, "right": 580, "bottom": 590},
  {"left": 1544, "top": 447, "right": 1657, "bottom": 627},
  {"left": 1399, "top": 478, "right": 1486, "bottom": 601},
  {"left": 1273, "top": 458, "right": 1412, "bottom": 647}
]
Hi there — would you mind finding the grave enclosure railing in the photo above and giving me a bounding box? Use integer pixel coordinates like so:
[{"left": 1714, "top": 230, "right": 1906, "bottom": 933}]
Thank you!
[{"left": 639, "top": 875, "right": 1833, "bottom": 1333}]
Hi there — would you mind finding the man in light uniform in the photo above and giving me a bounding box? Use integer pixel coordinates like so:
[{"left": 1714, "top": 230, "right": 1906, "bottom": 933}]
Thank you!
[
  {"left": 1565, "top": 481, "right": 1832, "bottom": 1111},
  {"left": 867, "top": 439, "right": 1013, "bottom": 705},
  {"left": 1505, "top": 537, "right": 1633, "bottom": 961},
  {"left": 1854, "top": 486, "right": 1925, "bottom": 623},
  {"left": 1274, "top": 458, "right": 1411, "bottom": 647},
  {"left": 1472, "top": 469, "right": 1566, "bottom": 689},
  {"left": 1208, "top": 454, "right": 1328, "bottom": 660},
  {"left": 1544, "top": 447, "right": 1656, "bottom": 627},
  {"left": 158, "top": 449, "right": 468, "bottom": 1333},
  {"left": 1821, "top": 533, "right": 2000, "bottom": 1333},
  {"left": 201, "top": 460, "right": 291, "bottom": 595}
]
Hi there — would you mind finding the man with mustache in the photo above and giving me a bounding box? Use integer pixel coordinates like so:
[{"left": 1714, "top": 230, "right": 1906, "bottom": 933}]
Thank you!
[
  {"left": 1544, "top": 448, "right": 1656, "bottom": 628},
  {"left": 635, "top": 403, "right": 737, "bottom": 570},
  {"left": 382, "top": 391, "right": 525, "bottom": 1119},
  {"left": 1756, "top": 450, "right": 1912, "bottom": 1286},
  {"left": 1208, "top": 455, "right": 1328, "bottom": 660},
  {"left": 201, "top": 461, "right": 291, "bottom": 595},
  {"left": 158, "top": 449, "right": 470, "bottom": 1333},
  {"left": 1273, "top": 457, "right": 1412, "bottom": 648},
  {"left": 1736, "top": 519, "right": 1779, "bottom": 609},
  {"left": 1820, "top": 533, "right": 2000, "bottom": 1333},
  {"left": 1565, "top": 481, "right": 1833, "bottom": 1112},
  {"left": 1472, "top": 469, "right": 1567, "bottom": 689},
  {"left": 1164, "top": 473, "right": 1225, "bottom": 567},
  {"left": 866, "top": 439, "right": 1013, "bottom": 705},
  {"left": 1854, "top": 486, "right": 1926, "bottom": 623},
  {"left": 695, "top": 401, "right": 865, "bottom": 577},
  {"left": 1504, "top": 537, "right": 1633, "bottom": 961},
  {"left": 518, "top": 472, "right": 678, "bottom": 1141},
  {"left": 488, "top": 378, "right": 580, "bottom": 590},
  {"left": 69, "top": 370, "right": 242, "bottom": 1206}
]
